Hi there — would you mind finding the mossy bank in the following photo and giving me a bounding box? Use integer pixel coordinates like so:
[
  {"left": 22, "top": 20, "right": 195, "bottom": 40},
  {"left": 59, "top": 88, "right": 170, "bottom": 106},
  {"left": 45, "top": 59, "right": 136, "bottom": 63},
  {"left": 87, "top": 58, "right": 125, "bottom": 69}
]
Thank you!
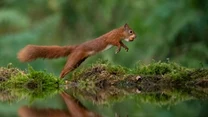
[
  {"left": 69, "top": 60, "right": 208, "bottom": 89},
  {"left": 67, "top": 60, "right": 208, "bottom": 104}
]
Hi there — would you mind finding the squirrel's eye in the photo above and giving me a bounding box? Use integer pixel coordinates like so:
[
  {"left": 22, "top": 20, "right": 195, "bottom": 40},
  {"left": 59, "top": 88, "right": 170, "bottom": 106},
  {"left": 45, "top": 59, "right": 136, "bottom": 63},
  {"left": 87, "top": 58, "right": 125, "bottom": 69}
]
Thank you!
[{"left": 129, "top": 30, "right": 133, "bottom": 34}]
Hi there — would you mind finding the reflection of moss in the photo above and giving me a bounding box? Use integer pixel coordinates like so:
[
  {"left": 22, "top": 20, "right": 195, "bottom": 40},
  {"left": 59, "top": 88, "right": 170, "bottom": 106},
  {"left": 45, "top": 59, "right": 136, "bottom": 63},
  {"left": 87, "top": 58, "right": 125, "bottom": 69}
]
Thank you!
[
  {"left": 135, "top": 91, "right": 194, "bottom": 106},
  {"left": 67, "top": 86, "right": 195, "bottom": 106},
  {"left": 0, "top": 64, "right": 63, "bottom": 102}
]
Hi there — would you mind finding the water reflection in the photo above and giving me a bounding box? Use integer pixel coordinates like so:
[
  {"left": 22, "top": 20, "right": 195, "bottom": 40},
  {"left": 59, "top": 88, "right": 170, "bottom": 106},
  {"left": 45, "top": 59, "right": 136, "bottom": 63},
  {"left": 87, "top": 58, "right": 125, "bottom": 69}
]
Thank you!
[
  {"left": 18, "top": 92, "right": 102, "bottom": 117},
  {"left": 0, "top": 82, "right": 208, "bottom": 117}
]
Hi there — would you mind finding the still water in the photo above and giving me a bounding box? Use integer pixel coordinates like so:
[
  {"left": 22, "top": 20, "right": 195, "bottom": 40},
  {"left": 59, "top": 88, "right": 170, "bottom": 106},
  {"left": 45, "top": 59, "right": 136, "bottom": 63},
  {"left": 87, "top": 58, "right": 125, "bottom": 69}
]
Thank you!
[{"left": 0, "top": 85, "right": 207, "bottom": 117}]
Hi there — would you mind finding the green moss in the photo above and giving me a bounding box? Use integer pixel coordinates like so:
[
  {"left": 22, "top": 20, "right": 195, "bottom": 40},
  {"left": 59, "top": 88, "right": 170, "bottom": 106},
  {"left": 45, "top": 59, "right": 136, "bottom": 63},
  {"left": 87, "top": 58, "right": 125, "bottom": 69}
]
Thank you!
[
  {"left": 134, "top": 61, "right": 192, "bottom": 79},
  {"left": 135, "top": 61, "right": 184, "bottom": 75},
  {"left": 3, "top": 65, "right": 63, "bottom": 88},
  {"left": 0, "top": 64, "right": 22, "bottom": 80},
  {"left": 0, "top": 64, "right": 64, "bottom": 102},
  {"left": 71, "top": 60, "right": 208, "bottom": 85},
  {"left": 93, "top": 59, "right": 128, "bottom": 75}
]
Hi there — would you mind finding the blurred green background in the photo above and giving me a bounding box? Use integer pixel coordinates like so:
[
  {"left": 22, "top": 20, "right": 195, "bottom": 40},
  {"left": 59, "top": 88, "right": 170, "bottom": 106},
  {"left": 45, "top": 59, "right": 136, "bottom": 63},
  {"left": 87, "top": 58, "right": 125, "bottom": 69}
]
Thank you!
[
  {"left": 0, "top": 1, "right": 208, "bottom": 117},
  {"left": 0, "top": 0, "right": 208, "bottom": 76}
]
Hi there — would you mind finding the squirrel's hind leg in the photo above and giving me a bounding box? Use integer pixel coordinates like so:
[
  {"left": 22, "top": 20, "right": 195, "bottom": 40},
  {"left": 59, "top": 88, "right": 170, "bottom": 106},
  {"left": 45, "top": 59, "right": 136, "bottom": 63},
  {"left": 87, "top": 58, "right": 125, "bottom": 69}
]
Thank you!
[{"left": 59, "top": 52, "right": 88, "bottom": 78}]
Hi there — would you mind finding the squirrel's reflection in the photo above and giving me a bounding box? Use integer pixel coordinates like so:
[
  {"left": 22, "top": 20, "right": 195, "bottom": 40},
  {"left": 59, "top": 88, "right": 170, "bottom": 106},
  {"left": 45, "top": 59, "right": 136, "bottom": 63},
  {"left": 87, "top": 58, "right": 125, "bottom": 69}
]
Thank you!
[{"left": 18, "top": 92, "right": 101, "bottom": 117}]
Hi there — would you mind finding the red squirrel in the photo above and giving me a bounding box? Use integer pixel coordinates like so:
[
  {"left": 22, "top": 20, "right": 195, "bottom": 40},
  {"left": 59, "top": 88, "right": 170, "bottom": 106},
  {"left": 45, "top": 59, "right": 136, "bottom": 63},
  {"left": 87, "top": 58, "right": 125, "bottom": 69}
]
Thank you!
[{"left": 17, "top": 23, "right": 137, "bottom": 78}]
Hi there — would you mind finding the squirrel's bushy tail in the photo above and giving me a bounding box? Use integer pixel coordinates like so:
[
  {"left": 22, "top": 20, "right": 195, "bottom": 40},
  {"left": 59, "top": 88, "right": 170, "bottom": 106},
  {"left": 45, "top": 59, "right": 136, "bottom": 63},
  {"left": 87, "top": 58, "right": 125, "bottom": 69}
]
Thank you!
[{"left": 17, "top": 45, "right": 77, "bottom": 62}]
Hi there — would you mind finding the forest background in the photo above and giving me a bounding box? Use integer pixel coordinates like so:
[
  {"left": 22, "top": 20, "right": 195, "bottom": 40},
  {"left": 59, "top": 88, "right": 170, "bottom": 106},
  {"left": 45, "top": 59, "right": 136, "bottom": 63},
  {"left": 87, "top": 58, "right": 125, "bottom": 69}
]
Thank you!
[{"left": 0, "top": 0, "right": 207, "bottom": 76}]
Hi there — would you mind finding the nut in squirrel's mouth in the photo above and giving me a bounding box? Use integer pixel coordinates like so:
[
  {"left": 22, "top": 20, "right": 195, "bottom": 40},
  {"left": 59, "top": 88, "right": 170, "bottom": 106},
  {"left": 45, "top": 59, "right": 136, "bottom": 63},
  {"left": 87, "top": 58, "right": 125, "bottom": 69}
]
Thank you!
[
  {"left": 129, "top": 38, "right": 134, "bottom": 41},
  {"left": 125, "top": 34, "right": 137, "bottom": 42},
  {"left": 129, "top": 35, "right": 137, "bottom": 41},
  {"left": 125, "top": 38, "right": 134, "bottom": 42}
]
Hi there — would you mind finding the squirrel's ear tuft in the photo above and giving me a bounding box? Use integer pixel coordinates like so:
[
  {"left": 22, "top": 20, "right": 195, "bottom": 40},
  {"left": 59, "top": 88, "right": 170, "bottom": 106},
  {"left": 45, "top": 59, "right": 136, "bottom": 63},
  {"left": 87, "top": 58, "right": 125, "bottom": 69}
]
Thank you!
[{"left": 124, "top": 23, "right": 129, "bottom": 29}]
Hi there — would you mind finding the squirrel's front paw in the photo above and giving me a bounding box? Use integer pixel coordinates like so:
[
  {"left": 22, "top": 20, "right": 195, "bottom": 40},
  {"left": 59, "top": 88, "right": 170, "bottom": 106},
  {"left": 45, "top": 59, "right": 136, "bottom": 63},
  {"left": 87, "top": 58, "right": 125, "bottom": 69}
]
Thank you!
[
  {"left": 115, "top": 48, "right": 121, "bottom": 54},
  {"left": 125, "top": 47, "right": 129, "bottom": 52}
]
